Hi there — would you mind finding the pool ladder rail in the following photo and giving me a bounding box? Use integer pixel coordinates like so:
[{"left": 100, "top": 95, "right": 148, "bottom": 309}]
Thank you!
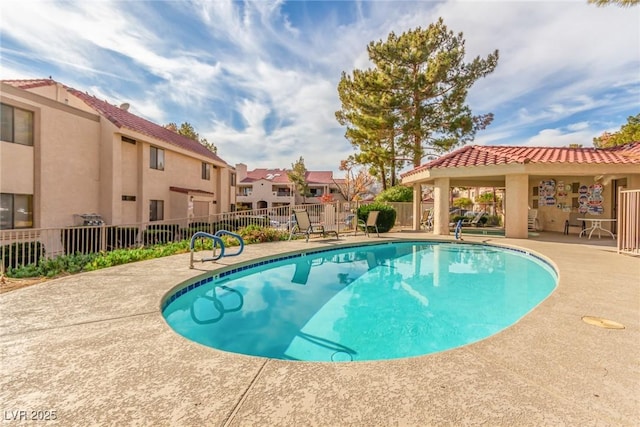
[{"left": 189, "top": 230, "right": 244, "bottom": 268}]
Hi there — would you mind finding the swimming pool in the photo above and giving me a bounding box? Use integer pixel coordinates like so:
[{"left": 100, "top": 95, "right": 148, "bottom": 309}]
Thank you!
[{"left": 162, "top": 241, "right": 557, "bottom": 362}]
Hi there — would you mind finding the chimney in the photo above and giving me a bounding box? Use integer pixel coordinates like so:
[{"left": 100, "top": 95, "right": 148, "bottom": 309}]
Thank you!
[
  {"left": 119, "top": 103, "right": 130, "bottom": 111},
  {"left": 235, "top": 163, "right": 248, "bottom": 181}
]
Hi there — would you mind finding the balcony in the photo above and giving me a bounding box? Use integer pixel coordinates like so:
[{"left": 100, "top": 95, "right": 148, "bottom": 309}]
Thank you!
[{"left": 272, "top": 191, "right": 293, "bottom": 197}]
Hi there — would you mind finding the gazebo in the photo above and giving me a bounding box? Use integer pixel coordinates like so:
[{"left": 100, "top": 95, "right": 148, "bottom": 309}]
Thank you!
[{"left": 401, "top": 143, "right": 640, "bottom": 239}]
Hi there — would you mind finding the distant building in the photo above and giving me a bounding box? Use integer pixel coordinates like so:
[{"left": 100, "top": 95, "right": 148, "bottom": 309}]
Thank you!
[
  {"left": 1, "top": 79, "right": 236, "bottom": 229},
  {"left": 235, "top": 163, "right": 345, "bottom": 210}
]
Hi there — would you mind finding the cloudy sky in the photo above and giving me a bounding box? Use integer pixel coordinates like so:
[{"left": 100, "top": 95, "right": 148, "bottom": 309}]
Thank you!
[{"left": 1, "top": 1, "right": 638, "bottom": 174}]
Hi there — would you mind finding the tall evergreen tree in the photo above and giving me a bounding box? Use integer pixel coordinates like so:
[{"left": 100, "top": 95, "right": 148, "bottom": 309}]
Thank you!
[{"left": 336, "top": 18, "right": 499, "bottom": 185}]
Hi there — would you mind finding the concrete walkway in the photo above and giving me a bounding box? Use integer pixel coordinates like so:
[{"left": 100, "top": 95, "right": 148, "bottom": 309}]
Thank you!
[{"left": 1, "top": 232, "right": 638, "bottom": 426}]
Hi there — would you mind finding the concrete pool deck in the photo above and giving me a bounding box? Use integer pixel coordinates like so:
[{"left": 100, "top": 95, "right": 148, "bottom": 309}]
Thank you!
[{"left": 1, "top": 232, "right": 638, "bottom": 426}]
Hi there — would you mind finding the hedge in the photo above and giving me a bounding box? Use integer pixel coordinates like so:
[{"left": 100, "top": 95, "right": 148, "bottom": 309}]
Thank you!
[{"left": 357, "top": 203, "right": 397, "bottom": 233}]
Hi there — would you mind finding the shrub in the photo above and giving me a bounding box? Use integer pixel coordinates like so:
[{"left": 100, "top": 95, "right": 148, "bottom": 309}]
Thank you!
[
  {"left": 357, "top": 203, "right": 396, "bottom": 233},
  {"left": 485, "top": 215, "right": 502, "bottom": 226},
  {"left": 238, "top": 225, "right": 290, "bottom": 244},
  {"left": 375, "top": 185, "right": 413, "bottom": 202}
]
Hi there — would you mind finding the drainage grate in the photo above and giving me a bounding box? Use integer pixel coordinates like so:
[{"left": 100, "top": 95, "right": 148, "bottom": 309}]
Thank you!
[{"left": 582, "top": 316, "right": 625, "bottom": 329}]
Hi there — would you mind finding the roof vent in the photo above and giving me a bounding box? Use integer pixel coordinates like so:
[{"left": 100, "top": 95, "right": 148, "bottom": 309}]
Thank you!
[{"left": 119, "top": 103, "right": 130, "bottom": 111}]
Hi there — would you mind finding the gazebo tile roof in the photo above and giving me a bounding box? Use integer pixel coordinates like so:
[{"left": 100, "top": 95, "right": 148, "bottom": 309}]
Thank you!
[{"left": 403, "top": 143, "right": 640, "bottom": 178}]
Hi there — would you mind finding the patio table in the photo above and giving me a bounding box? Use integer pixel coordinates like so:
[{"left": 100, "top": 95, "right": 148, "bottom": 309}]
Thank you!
[{"left": 578, "top": 218, "right": 616, "bottom": 239}]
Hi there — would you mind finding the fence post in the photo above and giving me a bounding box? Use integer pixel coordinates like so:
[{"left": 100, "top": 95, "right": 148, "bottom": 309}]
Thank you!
[{"left": 100, "top": 225, "right": 107, "bottom": 252}]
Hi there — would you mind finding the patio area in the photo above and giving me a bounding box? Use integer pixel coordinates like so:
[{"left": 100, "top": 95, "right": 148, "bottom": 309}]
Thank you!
[{"left": 1, "top": 232, "right": 638, "bottom": 426}]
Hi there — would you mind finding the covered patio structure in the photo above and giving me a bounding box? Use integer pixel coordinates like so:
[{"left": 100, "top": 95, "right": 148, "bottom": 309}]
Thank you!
[{"left": 402, "top": 143, "right": 640, "bottom": 239}]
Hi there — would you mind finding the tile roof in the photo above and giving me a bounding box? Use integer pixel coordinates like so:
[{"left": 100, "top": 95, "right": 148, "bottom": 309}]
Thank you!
[
  {"left": 2, "top": 78, "right": 56, "bottom": 90},
  {"left": 402, "top": 143, "right": 640, "bottom": 178},
  {"left": 243, "top": 169, "right": 291, "bottom": 183},
  {"left": 241, "top": 169, "right": 336, "bottom": 184},
  {"left": 2, "top": 78, "right": 225, "bottom": 164}
]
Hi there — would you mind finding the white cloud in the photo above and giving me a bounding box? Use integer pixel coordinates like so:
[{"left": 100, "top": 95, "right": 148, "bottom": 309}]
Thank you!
[{"left": 1, "top": 0, "right": 638, "bottom": 174}]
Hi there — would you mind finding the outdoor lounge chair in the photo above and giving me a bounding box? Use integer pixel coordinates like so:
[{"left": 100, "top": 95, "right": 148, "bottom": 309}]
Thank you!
[
  {"left": 357, "top": 211, "right": 380, "bottom": 237},
  {"left": 461, "top": 211, "right": 485, "bottom": 227},
  {"left": 288, "top": 209, "right": 339, "bottom": 242}
]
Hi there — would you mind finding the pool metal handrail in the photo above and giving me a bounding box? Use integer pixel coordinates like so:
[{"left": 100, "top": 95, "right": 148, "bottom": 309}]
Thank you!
[{"left": 189, "top": 230, "right": 244, "bottom": 268}]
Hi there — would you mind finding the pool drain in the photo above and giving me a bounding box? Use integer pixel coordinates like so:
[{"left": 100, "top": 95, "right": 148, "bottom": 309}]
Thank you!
[
  {"left": 582, "top": 316, "right": 625, "bottom": 329},
  {"left": 331, "top": 351, "right": 354, "bottom": 362}
]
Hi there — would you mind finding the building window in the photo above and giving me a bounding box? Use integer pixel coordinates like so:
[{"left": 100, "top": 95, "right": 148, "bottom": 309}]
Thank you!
[
  {"left": 149, "top": 200, "right": 164, "bottom": 221},
  {"left": 122, "top": 195, "right": 136, "bottom": 201},
  {"left": 202, "top": 162, "right": 211, "bottom": 180},
  {"left": 1, "top": 103, "right": 34, "bottom": 146},
  {"left": 230, "top": 173, "right": 236, "bottom": 186},
  {"left": 0, "top": 193, "right": 33, "bottom": 229},
  {"left": 150, "top": 146, "right": 164, "bottom": 170}
]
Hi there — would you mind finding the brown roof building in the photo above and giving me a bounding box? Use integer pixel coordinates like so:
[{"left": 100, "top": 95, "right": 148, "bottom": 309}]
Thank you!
[{"left": 1, "top": 78, "right": 236, "bottom": 231}]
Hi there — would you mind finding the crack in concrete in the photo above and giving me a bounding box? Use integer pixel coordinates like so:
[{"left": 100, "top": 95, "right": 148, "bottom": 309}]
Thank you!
[
  {"left": 222, "top": 359, "right": 270, "bottom": 427},
  {"left": 0, "top": 310, "right": 158, "bottom": 338}
]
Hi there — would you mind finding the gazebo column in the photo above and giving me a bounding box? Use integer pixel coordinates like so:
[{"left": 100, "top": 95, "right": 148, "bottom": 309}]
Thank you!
[
  {"left": 412, "top": 184, "right": 421, "bottom": 231},
  {"left": 505, "top": 174, "right": 529, "bottom": 238},
  {"left": 433, "top": 177, "right": 450, "bottom": 235}
]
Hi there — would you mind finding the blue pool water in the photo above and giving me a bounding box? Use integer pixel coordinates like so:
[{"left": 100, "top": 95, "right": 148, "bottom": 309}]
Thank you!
[{"left": 162, "top": 241, "right": 557, "bottom": 362}]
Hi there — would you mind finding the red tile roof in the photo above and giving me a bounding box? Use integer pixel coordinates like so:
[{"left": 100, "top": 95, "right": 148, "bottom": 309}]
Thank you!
[
  {"left": 241, "top": 169, "right": 336, "bottom": 184},
  {"left": 2, "top": 79, "right": 226, "bottom": 164},
  {"left": 402, "top": 143, "right": 640, "bottom": 178},
  {"left": 2, "top": 78, "right": 56, "bottom": 90},
  {"left": 243, "top": 169, "right": 291, "bottom": 183}
]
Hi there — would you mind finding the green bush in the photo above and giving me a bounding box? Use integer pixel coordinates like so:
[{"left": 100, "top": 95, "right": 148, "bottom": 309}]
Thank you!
[
  {"left": 238, "top": 225, "right": 290, "bottom": 244},
  {"left": 5, "top": 252, "right": 96, "bottom": 278},
  {"left": 4, "top": 225, "right": 292, "bottom": 279},
  {"left": 357, "top": 203, "right": 396, "bottom": 233},
  {"left": 375, "top": 185, "right": 413, "bottom": 202},
  {"left": 485, "top": 215, "right": 502, "bottom": 226}
]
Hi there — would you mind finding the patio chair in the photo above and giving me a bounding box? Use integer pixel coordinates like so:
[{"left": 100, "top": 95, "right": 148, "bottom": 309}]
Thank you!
[
  {"left": 420, "top": 209, "right": 433, "bottom": 231},
  {"left": 357, "top": 211, "right": 380, "bottom": 237},
  {"left": 564, "top": 211, "right": 585, "bottom": 235},
  {"left": 288, "top": 209, "right": 339, "bottom": 242}
]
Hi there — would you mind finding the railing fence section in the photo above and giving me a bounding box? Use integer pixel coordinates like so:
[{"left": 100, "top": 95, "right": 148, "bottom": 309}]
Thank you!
[
  {"left": 617, "top": 188, "right": 640, "bottom": 256},
  {"left": 1, "top": 202, "right": 362, "bottom": 272}
]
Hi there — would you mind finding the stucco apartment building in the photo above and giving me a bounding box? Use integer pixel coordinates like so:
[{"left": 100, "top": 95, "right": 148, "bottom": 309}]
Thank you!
[
  {"left": 235, "top": 163, "right": 345, "bottom": 210},
  {"left": 1, "top": 79, "right": 236, "bottom": 230}
]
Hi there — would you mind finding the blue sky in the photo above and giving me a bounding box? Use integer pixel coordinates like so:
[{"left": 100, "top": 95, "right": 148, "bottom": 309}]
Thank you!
[{"left": 1, "top": 1, "right": 638, "bottom": 175}]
